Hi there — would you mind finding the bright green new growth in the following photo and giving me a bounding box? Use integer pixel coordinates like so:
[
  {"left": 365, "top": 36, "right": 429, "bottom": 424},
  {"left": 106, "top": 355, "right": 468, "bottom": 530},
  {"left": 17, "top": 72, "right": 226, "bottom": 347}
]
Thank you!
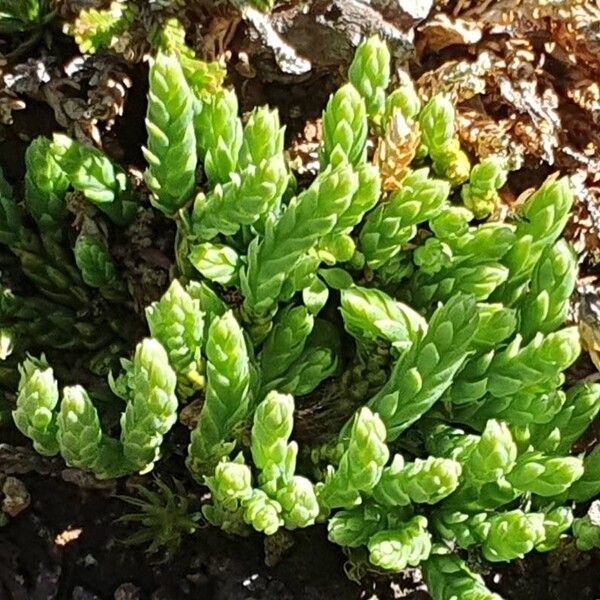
[
  {"left": 482, "top": 510, "right": 546, "bottom": 562},
  {"left": 318, "top": 164, "right": 381, "bottom": 263},
  {"left": 462, "top": 420, "right": 517, "bottom": 484},
  {"left": 262, "top": 321, "right": 339, "bottom": 396},
  {"left": 157, "top": 18, "right": 226, "bottom": 100},
  {"left": 319, "top": 407, "right": 389, "bottom": 509},
  {"left": 192, "top": 155, "right": 288, "bottom": 240},
  {"left": 13, "top": 357, "right": 59, "bottom": 456},
  {"left": 366, "top": 294, "right": 479, "bottom": 438},
  {"left": 187, "top": 311, "right": 250, "bottom": 477},
  {"left": 145, "top": 280, "right": 205, "bottom": 396},
  {"left": 251, "top": 391, "right": 296, "bottom": 482},
  {"left": 258, "top": 304, "right": 314, "bottom": 385},
  {"left": 408, "top": 221, "right": 517, "bottom": 308},
  {"left": 14, "top": 339, "right": 178, "bottom": 478},
  {"left": 144, "top": 51, "right": 197, "bottom": 215},
  {"left": 321, "top": 83, "right": 368, "bottom": 166},
  {"left": 372, "top": 455, "right": 462, "bottom": 506},
  {"left": 241, "top": 163, "right": 358, "bottom": 324},
  {"left": 195, "top": 88, "right": 243, "bottom": 186},
  {"left": 419, "top": 96, "right": 470, "bottom": 186},
  {"left": 543, "top": 384, "right": 600, "bottom": 453},
  {"left": 385, "top": 83, "right": 421, "bottom": 124},
  {"left": 189, "top": 242, "right": 242, "bottom": 286},
  {"left": 327, "top": 504, "right": 390, "bottom": 548},
  {"left": 562, "top": 445, "right": 600, "bottom": 502},
  {"left": 251, "top": 392, "right": 319, "bottom": 528},
  {"left": 192, "top": 100, "right": 287, "bottom": 241},
  {"left": 448, "top": 326, "right": 580, "bottom": 418},
  {"left": 348, "top": 36, "right": 391, "bottom": 120},
  {"left": 203, "top": 392, "right": 318, "bottom": 535},
  {"left": 506, "top": 451, "right": 584, "bottom": 497},
  {"left": 360, "top": 168, "right": 450, "bottom": 268},
  {"left": 494, "top": 176, "right": 573, "bottom": 306},
  {"left": 461, "top": 157, "right": 507, "bottom": 218},
  {"left": 367, "top": 516, "right": 432, "bottom": 571},
  {"left": 537, "top": 507, "right": 574, "bottom": 552},
  {"left": 413, "top": 238, "right": 453, "bottom": 274},
  {"left": 238, "top": 106, "right": 285, "bottom": 169},
  {"left": 340, "top": 286, "right": 426, "bottom": 349},
  {"left": 518, "top": 240, "right": 576, "bottom": 340},
  {"left": 120, "top": 338, "right": 178, "bottom": 473},
  {"left": 57, "top": 385, "right": 121, "bottom": 478},
  {"left": 69, "top": 1, "right": 138, "bottom": 54}
]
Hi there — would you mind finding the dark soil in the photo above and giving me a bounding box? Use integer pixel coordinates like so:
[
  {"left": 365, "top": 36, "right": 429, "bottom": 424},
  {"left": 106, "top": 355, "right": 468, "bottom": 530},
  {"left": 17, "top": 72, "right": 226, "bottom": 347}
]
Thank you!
[
  {"left": 1, "top": 475, "right": 599, "bottom": 600},
  {"left": 0, "top": 475, "right": 359, "bottom": 600}
]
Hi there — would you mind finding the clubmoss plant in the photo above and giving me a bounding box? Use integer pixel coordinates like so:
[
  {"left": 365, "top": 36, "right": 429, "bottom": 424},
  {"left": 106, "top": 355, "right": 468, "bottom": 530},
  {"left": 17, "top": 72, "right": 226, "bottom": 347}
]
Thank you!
[{"left": 5, "top": 32, "right": 599, "bottom": 599}]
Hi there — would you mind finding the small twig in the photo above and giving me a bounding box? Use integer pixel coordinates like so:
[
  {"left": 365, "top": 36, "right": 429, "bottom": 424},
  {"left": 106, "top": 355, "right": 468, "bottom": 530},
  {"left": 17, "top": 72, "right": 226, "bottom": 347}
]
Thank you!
[{"left": 578, "top": 372, "right": 600, "bottom": 383}]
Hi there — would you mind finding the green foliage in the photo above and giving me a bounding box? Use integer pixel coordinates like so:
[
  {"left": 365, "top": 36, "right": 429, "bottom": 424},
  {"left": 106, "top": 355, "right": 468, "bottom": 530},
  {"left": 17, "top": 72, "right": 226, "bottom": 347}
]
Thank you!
[
  {"left": 192, "top": 156, "right": 288, "bottom": 241},
  {"left": 120, "top": 338, "right": 179, "bottom": 473},
  {"left": 494, "top": 176, "right": 573, "bottom": 306},
  {"left": 518, "top": 239, "right": 576, "bottom": 340},
  {"left": 117, "top": 477, "right": 202, "bottom": 561},
  {"left": 189, "top": 242, "right": 242, "bottom": 286},
  {"left": 565, "top": 445, "right": 600, "bottom": 502},
  {"left": 461, "top": 157, "right": 507, "bottom": 218},
  {"left": 187, "top": 311, "right": 251, "bottom": 477},
  {"left": 8, "top": 31, "right": 597, "bottom": 595},
  {"left": 145, "top": 280, "right": 204, "bottom": 396},
  {"left": 157, "top": 18, "right": 226, "bottom": 98},
  {"left": 262, "top": 320, "right": 339, "bottom": 396},
  {"left": 367, "top": 515, "right": 432, "bottom": 571},
  {"left": 57, "top": 384, "right": 122, "bottom": 478},
  {"left": 251, "top": 392, "right": 319, "bottom": 527},
  {"left": 13, "top": 356, "right": 59, "bottom": 456},
  {"left": 25, "top": 137, "right": 69, "bottom": 240},
  {"left": 348, "top": 37, "right": 391, "bottom": 120},
  {"left": 195, "top": 89, "right": 243, "bottom": 186},
  {"left": 384, "top": 83, "right": 421, "bottom": 124},
  {"left": 419, "top": 96, "right": 470, "bottom": 186},
  {"left": 258, "top": 304, "right": 314, "bottom": 385},
  {"left": 482, "top": 510, "right": 546, "bottom": 562},
  {"left": 366, "top": 294, "right": 479, "bottom": 438},
  {"left": 424, "top": 554, "right": 503, "bottom": 600},
  {"left": 0, "top": 0, "right": 53, "bottom": 33},
  {"left": 373, "top": 455, "right": 462, "bottom": 506},
  {"left": 51, "top": 134, "right": 137, "bottom": 226},
  {"left": 74, "top": 234, "right": 126, "bottom": 301},
  {"left": 572, "top": 502, "right": 600, "bottom": 551},
  {"left": 203, "top": 393, "right": 318, "bottom": 535},
  {"left": 340, "top": 285, "right": 426, "bottom": 349},
  {"left": 239, "top": 106, "right": 286, "bottom": 170},
  {"left": 321, "top": 84, "right": 368, "bottom": 167},
  {"left": 240, "top": 163, "right": 358, "bottom": 329},
  {"left": 14, "top": 339, "right": 178, "bottom": 479},
  {"left": 318, "top": 407, "right": 389, "bottom": 509},
  {"left": 359, "top": 168, "right": 449, "bottom": 268},
  {"left": 69, "top": 1, "right": 138, "bottom": 54},
  {"left": 144, "top": 51, "right": 197, "bottom": 215}
]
